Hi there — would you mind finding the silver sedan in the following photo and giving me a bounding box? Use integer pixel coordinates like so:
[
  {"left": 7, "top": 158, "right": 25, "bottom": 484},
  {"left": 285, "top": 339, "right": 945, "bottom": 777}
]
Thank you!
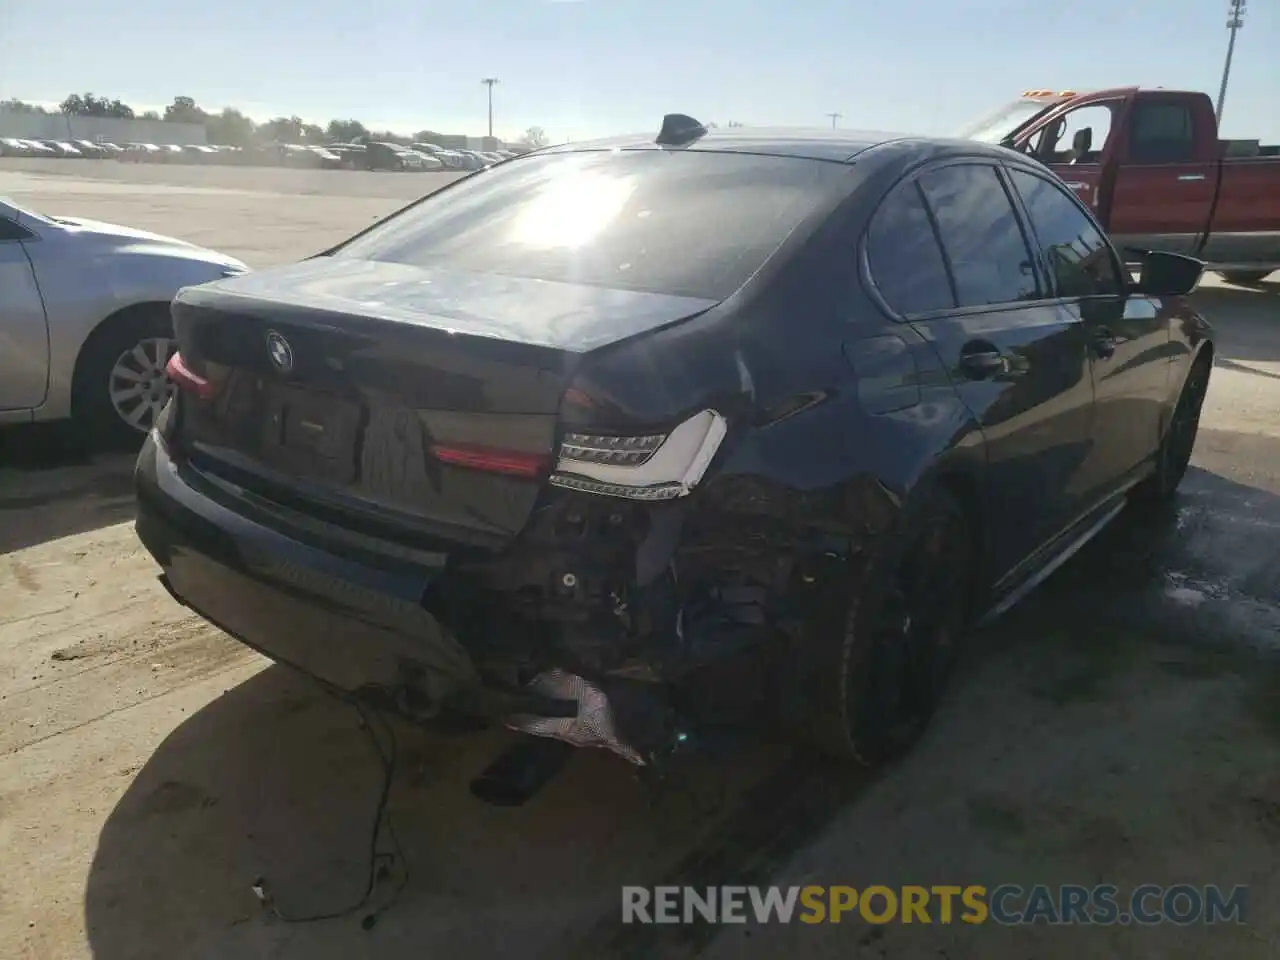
[{"left": 0, "top": 197, "right": 248, "bottom": 447}]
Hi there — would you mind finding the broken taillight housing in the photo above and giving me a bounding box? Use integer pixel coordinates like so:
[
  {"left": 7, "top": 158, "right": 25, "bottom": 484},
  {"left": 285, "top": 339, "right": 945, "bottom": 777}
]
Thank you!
[
  {"left": 165, "top": 351, "right": 217, "bottom": 400},
  {"left": 559, "top": 430, "right": 666, "bottom": 467},
  {"left": 550, "top": 409, "right": 728, "bottom": 501}
]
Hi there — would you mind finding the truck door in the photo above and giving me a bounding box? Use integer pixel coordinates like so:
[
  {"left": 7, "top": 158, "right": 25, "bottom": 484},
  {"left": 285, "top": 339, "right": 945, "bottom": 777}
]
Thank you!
[
  {"left": 1031, "top": 99, "right": 1126, "bottom": 215},
  {"left": 0, "top": 217, "right": 50, "bottom": 410},
  {"left": 1107, "top": 96, "right": 1216, "bottom": 256}
]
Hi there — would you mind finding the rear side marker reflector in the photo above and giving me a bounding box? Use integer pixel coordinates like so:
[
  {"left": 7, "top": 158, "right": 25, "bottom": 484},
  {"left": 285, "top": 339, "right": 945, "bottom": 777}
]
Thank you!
[
  {"left": 431, "top": 444, "right": 551, "bottom": 478},
  {"left": 165, "top": 351, "right": 216, "bottom": 400}
]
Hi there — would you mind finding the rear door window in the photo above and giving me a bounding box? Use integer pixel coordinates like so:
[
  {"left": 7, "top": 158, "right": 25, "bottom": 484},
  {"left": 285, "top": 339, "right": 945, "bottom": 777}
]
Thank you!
[
  {"left": 1127, "top": 102, "right": 1196, "bottom": 164},
  {"left": 335, "top": 151, "right": 849, "bottom": 300},
  {"left": 918, "top": 164, "right": 1042, "bottom": 307},
  {"left": 866, "top": 180, "right": 956, "bottom": 315}
]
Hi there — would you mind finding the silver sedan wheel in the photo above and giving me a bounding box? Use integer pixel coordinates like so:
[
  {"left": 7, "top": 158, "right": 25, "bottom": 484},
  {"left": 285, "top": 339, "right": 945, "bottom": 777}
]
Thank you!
[{"left": 108, "top": 336, "right": 177, "bottom": 432}]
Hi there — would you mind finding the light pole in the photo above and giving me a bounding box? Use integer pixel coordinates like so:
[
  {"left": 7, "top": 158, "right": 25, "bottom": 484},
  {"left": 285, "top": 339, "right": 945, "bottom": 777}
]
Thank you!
[
  {"left": 1216, "top": 0, "right": 1246, "bottom": 123},
  {"left": 825, "top": 112, "right": 842, "bottom": 129},
  {"left": 481, "top": 77, "right": 500, "bottom": 138}
]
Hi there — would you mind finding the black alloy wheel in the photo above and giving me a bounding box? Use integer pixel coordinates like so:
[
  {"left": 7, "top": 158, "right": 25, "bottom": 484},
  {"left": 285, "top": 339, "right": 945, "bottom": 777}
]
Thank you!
[
  {"left": 1134, "top": 355, "right": 1211, "bottom": 503},
  {"left": 799, "top": 489, "right": 973, "bottom": 765}
]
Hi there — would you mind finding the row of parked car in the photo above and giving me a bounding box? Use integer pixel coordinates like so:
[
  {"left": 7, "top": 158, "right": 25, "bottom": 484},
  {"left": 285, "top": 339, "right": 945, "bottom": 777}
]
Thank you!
[{"left": 0, "top": 136, "right": 520, "bottom": 171}]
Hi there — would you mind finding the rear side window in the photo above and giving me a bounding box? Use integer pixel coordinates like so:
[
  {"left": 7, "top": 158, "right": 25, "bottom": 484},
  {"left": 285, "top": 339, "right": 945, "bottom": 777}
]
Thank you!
[
  {"left": 1008, "top": 169, "right": 1123, "bottom": 298},
  {"left": 919, "top": 164, "right": 1041, "bottom": 307},
  {"left": 866, "top": 181, "right": 956, "bottom": 315},
  {"left": 1128, "top": 103, "right": 1195, "bottom": 164},
  {"left": 335, "top": 151, "right": 848, "bottom": 300}
]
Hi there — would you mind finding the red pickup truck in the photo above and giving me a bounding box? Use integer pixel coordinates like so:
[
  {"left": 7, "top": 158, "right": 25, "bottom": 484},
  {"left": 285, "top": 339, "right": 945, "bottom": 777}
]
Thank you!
[{"left": 962, "top": 87, "right": 1280, "bottom": 284}]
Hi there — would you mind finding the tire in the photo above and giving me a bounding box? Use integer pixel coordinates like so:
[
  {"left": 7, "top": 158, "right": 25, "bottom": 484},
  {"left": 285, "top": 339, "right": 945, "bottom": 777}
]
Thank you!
[
  {"left": 72, "top": 306, "right": 177, "bottom": 452},
  {"left": 1217, "top": 270, "right": 1271, "bottom": 285},
  {"left": 792, "top": 488, "right": 973, "bottom": 765},
  {"left": 1132, "top": 353, "right": 1211, "bottom": 504}
]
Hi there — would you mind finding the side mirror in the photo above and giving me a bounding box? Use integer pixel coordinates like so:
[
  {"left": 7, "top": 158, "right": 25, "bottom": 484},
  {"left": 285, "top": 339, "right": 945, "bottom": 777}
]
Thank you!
[{"left": 1127, "top": 249, "right": 1204, "bottom": 297}]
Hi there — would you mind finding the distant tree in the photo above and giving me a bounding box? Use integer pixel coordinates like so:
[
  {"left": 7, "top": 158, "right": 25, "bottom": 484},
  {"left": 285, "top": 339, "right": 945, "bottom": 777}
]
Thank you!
[
  {"left": 256, "top": 116, "right": 305, "bottom": 143},
  {"left": 366, "top": 129, "right": 410, "bottom": 146},
  {"left": 1, "top": 99, "right": 51, "bottom": 115},
  {"left": 60, "top": 93, "right": 134, "bottom": 118},
  {"left": 300, "top": 123, "right": 325, "bottom": 143},
  {"left": 164, "top": 95, "right": 207, "bottom": 125},
  {"left": 520, "top": 125, "right": 549, "bottom": 148},
  {"left": 326, "top": 118, "right": 367, "bottom": 142},
  {"left": 412, "top": 129, "right": 444, "bottom": 144},
  {"left": 139, "top": 110, "right": 161, "bottom": 121},
  {"left": 205, "top": 107, "right": 256, "bottom": 146}
]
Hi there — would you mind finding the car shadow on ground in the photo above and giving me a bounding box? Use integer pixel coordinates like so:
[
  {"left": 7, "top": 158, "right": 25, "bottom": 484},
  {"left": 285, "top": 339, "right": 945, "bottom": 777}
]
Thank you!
[
  {"left": 0, "top": 425, "right": 140, "bottom": 555},
  {"left": 80, "top": 455, "right": 1280, "bottom": 960},
  {"left": 81, "top": 453, "right": 1280, "bottom": 960}
]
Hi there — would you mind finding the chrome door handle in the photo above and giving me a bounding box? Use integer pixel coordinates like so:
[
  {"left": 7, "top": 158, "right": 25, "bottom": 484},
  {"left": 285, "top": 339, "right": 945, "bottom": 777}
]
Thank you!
[
  {"left": 958, "top": 349, "right": 1007, "bottom": 379},
  {"left": 1177, "top": 174, "right": 1206, "bottom": 182}
]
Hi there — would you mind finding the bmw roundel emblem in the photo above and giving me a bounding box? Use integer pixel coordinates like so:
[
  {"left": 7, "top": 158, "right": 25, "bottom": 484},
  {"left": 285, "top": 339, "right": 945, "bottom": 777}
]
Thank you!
[{"left": 265, "top": 330, "right": 293, "bottom": 374}]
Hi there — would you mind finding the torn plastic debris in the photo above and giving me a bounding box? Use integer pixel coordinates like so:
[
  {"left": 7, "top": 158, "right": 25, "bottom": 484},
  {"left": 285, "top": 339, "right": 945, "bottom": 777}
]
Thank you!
[{"left": 505, "top": 668, "right": 647, "bottom": 766}]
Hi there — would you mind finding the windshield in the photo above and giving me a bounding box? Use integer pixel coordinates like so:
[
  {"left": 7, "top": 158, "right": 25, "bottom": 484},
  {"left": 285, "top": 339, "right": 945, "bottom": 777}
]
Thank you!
[
  {"left": 958, "top": 98, "right": 1057, "bottom": 143},
  {"left": 334, "top": 150, "right": 847, "bottom": 301}
]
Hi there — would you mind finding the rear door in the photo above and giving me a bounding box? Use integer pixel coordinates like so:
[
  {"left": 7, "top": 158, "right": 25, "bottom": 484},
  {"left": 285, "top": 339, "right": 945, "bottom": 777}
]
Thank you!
[
  {"left": 1108, "top": 97, "right": 1216, "bottom": 256},
  {"left": 1005, "top": 165, "right": 1169, "bottom": 503},
  {"left": 866, "top": 161, "right": 1095, "bottom": 579},
  {"left": 0, "top": 216, "right": 49, "bottom": 410}
]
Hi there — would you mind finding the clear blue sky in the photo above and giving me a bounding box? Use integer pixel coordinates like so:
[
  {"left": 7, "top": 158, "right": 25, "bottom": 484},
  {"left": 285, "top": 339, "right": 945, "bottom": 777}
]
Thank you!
[{"left": 2, "top": 0, "right": 1276, "bottom": 142}]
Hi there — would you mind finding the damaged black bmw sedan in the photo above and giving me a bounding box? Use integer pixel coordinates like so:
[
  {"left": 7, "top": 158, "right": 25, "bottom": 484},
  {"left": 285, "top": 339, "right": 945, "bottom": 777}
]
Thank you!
[{"left": 135, "top": 116, "right": 1213, "bottom": 791}]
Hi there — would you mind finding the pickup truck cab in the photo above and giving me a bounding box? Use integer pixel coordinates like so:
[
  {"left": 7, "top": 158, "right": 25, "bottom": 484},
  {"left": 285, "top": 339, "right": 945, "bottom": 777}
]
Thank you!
[{"left": 963, "top": 87, "right": 1280, "bottom": 284}]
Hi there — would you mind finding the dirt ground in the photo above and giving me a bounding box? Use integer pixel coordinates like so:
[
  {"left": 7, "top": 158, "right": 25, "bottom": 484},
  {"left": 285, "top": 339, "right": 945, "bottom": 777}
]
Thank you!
[{"left": 0, "top": 159, "right": 1277, "bottom": 960}]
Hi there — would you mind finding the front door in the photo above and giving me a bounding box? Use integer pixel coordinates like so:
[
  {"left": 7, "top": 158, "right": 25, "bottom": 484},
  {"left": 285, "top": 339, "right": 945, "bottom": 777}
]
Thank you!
[
  {"left": 1004, "top": 166, "right": 1170, "bottom": 504},
  {"left": 1031, "top": 99, "right": 1126, "bottom": 216},
  {"left": 0, "top": 220, "right": 50, "bottom": 410}
]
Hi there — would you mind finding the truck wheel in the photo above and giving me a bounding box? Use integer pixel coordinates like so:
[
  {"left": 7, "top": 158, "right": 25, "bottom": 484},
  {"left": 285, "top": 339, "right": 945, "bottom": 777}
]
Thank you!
[
  {"left": 792, "top": 489, "right": 973, "bottom": 765},
  {"left": 72, "top": 306, "right": 177, "bottom": 452},
  {"left": 1218, "top": 270, "right": 1271, "bottom": 285},
  {"left": 1131, "top": 353, "right": 1211, "bottom": 504}
]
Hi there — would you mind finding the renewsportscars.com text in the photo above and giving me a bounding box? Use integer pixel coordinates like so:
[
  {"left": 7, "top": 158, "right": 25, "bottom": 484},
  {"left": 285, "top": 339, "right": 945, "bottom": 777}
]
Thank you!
[{"left": 621, "top": 884, "right": 1249, "bottom": 926}]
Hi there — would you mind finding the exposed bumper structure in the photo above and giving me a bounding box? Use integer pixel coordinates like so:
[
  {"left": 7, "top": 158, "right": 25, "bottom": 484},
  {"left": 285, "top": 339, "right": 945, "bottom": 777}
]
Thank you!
[{"left": 133, "top": 430, "right": 671, "bottom": 772}]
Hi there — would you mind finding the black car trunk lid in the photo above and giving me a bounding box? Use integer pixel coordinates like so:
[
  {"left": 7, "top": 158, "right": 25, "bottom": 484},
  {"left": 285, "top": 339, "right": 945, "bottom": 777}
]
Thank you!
[{"left": 169, "top": 260, "right": 716, "bottom": 550}]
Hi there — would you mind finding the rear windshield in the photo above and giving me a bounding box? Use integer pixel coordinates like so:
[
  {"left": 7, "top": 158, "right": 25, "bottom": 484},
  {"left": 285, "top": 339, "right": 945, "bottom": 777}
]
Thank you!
[{"left": 334, "top": 150, "right": 848, "bottom": 300}]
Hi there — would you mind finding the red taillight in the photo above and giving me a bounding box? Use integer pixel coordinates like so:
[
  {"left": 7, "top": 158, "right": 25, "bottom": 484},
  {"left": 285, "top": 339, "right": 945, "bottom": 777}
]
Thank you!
[
  {"left": 430, "top": 443, "right": 550, "bottom": 478},
  {"left": 165, "top": 351, "right": 216, "bottom": 400}
]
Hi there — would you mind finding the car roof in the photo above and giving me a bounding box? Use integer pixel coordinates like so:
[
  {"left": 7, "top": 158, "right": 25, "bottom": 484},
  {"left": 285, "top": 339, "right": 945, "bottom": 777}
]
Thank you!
[
  {"left": 539, "top": 126, "right": 923, "bottom": 162},
  {"left": 537, "top": 127, "right": 1031, "bottom": 167}
]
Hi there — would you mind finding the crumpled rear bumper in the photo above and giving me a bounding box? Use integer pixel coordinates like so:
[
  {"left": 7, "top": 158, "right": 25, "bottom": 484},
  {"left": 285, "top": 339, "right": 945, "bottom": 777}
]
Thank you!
[{"left": 133, "top": 430, "right": 671, "bottom": 763}]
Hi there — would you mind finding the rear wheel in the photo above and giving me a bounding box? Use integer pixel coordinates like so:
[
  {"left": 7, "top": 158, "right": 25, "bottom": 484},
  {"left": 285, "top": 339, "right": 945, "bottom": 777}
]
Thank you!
[
  {"left": 796, "top": 489, "right": 973, "bottom": 765},
  {"left": 1132, "top": 354, "right": 1211, "bottom": 504},
  {"left": 72, "top": 307, "right": 177, "bottom": 451},
  {"left": 1218, "top": 270, "right": 1271, "bottom": 285}
]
